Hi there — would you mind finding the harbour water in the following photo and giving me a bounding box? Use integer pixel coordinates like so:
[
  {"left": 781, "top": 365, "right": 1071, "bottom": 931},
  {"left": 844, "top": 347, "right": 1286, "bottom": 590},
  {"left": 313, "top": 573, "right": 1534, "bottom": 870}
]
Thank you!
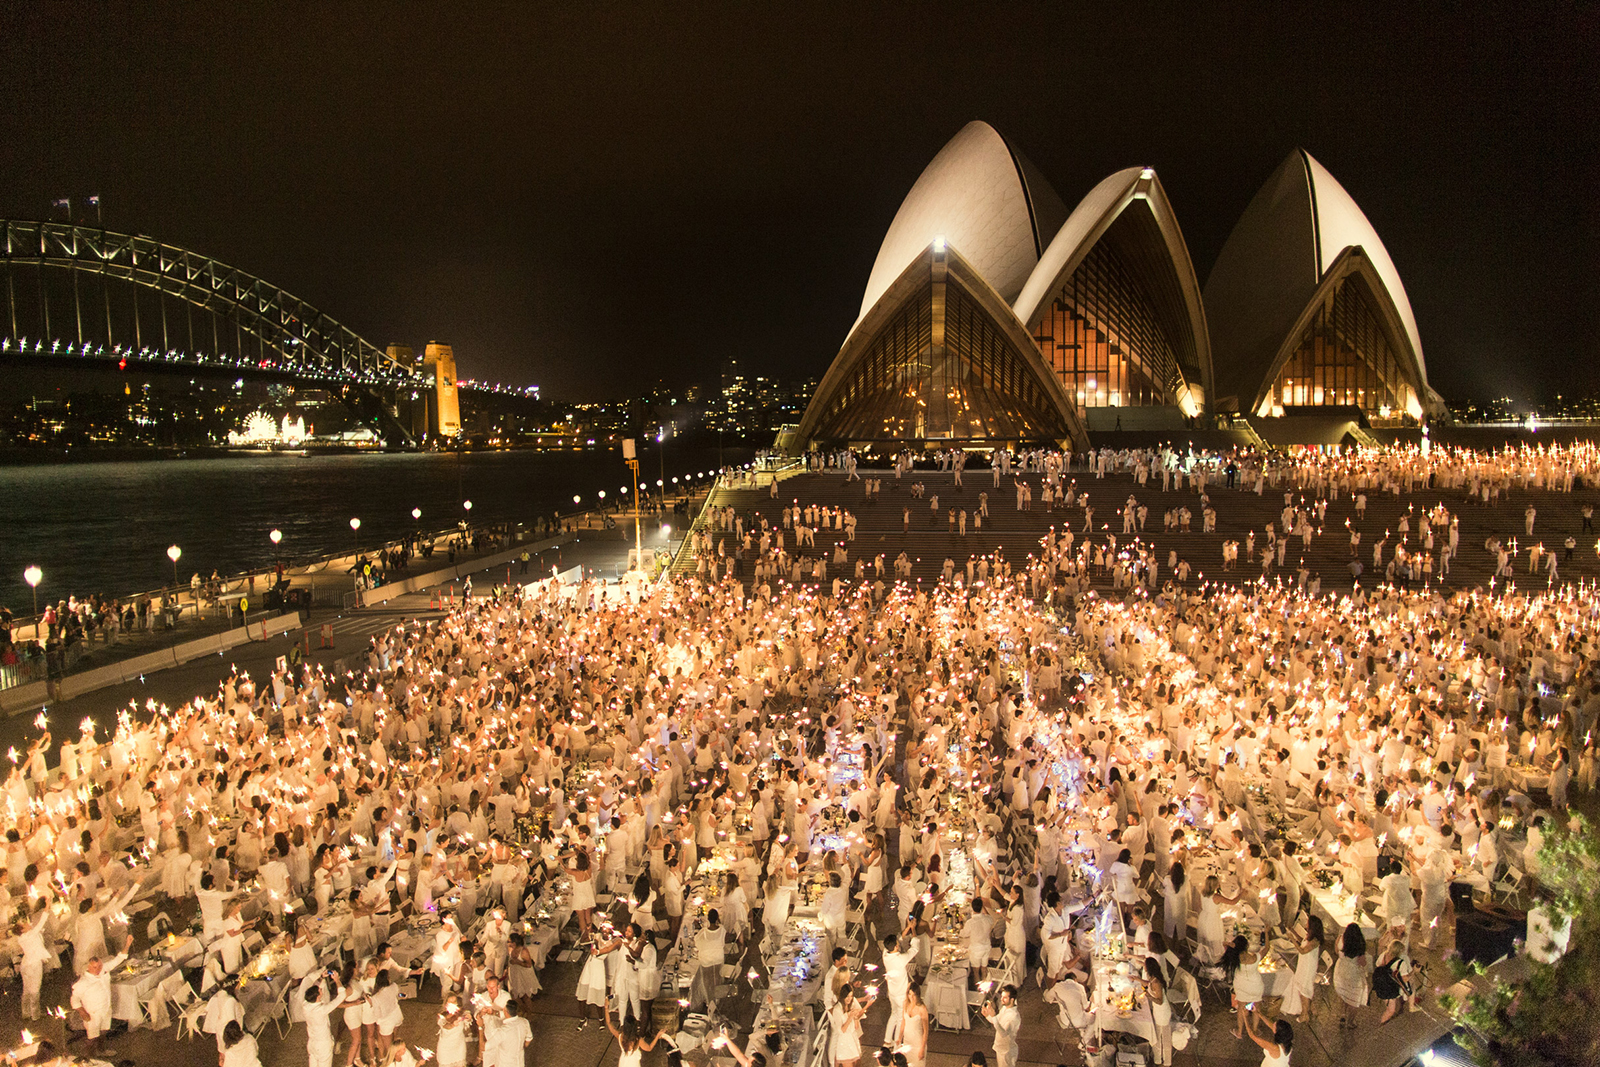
[{"left": 0, "top": 445, "right": 748, "bottom": 614}]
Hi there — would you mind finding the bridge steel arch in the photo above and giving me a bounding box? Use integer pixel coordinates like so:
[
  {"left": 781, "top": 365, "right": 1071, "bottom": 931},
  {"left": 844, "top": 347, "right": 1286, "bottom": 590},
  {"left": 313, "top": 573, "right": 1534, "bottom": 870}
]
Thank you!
[{"left": 0, "top": 219, "right": 422, "bottom": 387}]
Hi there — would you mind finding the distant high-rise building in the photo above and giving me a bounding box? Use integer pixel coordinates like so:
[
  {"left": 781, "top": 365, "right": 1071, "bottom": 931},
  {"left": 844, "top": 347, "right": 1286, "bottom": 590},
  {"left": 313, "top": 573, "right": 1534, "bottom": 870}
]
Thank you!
[{"left": 423, "top": 342, "right": 461, "bottom": 438}]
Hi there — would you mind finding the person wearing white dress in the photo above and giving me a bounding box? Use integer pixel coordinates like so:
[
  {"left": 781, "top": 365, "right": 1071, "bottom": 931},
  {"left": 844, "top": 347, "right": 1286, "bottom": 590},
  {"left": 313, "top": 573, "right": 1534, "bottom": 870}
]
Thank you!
[
  {"left": 603, "top": 1008, "right": 668, "bottom": 1067},
  {"left": 1241, "top": 1009, "right": 1294, "bottom": 1067},
  {"left": 828, "top": 984, "right": 871, "bottom": 1067},
  {"left": 1195, "top": 875, "right": 1234, "bottom": 964},
  {"left": 1161, "top": 862, "right": 1190, "bottom": 942},
  {"left": 433, "top": 997, "right": 469, "bottom": 1067},
  {"left": 303, "top": 976, "right": 345, "bottom": 1067},
  {"left": 1109, "top": 848, "right": 1139, "bottom": 913},
  {"left": 1332, "top": 924, "right": 1371, "bottom": 1029},
  {"left": 1279, "top": 915, "right": 1324, "bottom": 1022},
  {"left": 1145, "top": 958, "right": 1174, "bottom": 1066}
]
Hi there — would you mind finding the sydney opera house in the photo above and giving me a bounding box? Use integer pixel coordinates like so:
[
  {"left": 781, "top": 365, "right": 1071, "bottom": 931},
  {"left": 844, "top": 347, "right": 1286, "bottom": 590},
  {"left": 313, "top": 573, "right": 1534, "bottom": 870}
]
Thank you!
[{"left": 793, "top": 121, "right": 1444, "bottom": 452}]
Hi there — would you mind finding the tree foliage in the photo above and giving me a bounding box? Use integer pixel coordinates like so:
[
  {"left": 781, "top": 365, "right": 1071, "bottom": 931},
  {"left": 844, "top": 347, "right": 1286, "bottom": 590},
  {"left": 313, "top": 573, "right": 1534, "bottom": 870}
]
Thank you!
[{"left": 1441, "top": 814, "right": 1600, "bottom": 1066}]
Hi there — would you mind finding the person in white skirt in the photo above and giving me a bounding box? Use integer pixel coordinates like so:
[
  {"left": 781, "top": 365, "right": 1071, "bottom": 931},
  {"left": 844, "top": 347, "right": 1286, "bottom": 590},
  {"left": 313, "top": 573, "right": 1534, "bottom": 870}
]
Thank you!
[
  {"left": 574, "top": 940, "right": 611, "bottom": 1029},
  {"left": 433, "top": 996, "right": 469, "bottom": 1067},
  {"left": 1278, "top": 915, "right": 1324, "bottom": 1022},
  {"left": 506, "top": 934, "right": 541, "bottom": 1011}
]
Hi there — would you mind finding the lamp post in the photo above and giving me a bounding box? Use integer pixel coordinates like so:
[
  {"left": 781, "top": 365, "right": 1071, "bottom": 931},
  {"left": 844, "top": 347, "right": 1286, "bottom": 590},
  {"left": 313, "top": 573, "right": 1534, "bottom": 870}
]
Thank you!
[
  {"left": 269, "top": 528, "right": 282, "bottom": 560},
  {"left": 23, "top": 565, "right": 41, "bottom": 619},
  {"left": 350, "top": 517, "right": 361, "bottom": 556},
  {"left": 656, "top": 426, "right": 667, "bottom": 509},
  {"left": 167, "top": 545, "right": 181, "bottom": 588}
]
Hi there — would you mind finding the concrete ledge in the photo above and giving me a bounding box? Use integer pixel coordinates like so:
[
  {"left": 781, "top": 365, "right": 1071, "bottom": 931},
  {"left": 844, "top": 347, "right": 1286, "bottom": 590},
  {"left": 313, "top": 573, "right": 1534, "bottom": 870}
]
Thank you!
[
  {"left": 0, "top": 611, "right": 302, "bottom": 716},
  {"left": 349, "top": 534, "right": 574, "bottom": 608}
]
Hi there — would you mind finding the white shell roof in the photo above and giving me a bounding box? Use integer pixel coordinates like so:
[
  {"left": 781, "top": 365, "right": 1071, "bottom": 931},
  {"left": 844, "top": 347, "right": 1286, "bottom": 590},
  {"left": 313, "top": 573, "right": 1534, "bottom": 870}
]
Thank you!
[
  {"left": 1302, "top": 152, "right": 1425, "bottom": 380},
  {"left": 1013, "top": 167, "right": 1145, "bottom": 327},
  {"left": 855, "top": 121, "right": 1061, "bottom": 325}
]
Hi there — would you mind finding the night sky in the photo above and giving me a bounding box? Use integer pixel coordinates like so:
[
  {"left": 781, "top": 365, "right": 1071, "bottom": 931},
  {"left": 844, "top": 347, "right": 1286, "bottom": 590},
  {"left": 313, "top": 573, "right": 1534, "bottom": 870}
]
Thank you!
[{"left": 2, "top": 3, "right": 1595, "bottom": 404}]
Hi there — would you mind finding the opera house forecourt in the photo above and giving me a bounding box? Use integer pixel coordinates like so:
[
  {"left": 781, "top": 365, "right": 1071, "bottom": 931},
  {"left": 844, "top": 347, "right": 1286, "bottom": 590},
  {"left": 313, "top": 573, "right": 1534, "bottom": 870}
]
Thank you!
[{"left": 794, "top": 121, "right": 1444, "bottom": 453}]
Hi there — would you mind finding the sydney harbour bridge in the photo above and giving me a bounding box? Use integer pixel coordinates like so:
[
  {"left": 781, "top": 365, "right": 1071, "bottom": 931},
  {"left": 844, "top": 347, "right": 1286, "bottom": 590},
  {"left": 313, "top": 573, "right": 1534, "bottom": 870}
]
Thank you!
[{"left": 0, "top": 219, "right": 471, "bottom": 448}]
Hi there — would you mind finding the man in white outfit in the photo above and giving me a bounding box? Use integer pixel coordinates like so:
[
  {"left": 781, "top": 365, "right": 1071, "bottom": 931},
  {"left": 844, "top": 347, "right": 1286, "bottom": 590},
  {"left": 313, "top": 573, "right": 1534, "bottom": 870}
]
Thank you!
[
  {"left": 18, "top": 902, "right": 54, "bottom": 1019},
  {"left": 302, "top": 974, "right": 345, "bottom": 1067},
  {"left": 880, "top": 933, "right": 916, "bottom": 1045},
  {"left": 70, "top": 934, "right": 132, "bottom": 1057},
  {"left": 982, "top": 984, "right": 1022, "bottom": 1067},
  {"left": 487, "top": 999, "right": 533, "bottom": 1067}
]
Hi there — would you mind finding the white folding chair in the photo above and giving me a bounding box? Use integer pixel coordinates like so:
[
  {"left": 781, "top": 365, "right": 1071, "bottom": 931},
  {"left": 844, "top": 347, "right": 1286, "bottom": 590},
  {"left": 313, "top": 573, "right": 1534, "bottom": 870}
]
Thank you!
[
  {"left": 1493, "top": 867, "right": 1526, "bottom": 905},
  {"left": 177, "top": 992, "right": 208, "bottom": 1041}
]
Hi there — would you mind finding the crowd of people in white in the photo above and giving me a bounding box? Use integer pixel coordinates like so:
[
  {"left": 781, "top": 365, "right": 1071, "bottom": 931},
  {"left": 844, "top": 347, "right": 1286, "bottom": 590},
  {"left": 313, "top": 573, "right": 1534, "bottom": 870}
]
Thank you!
[{"left": 3, "top": 441, "right": 1596, "bottom": 1067}]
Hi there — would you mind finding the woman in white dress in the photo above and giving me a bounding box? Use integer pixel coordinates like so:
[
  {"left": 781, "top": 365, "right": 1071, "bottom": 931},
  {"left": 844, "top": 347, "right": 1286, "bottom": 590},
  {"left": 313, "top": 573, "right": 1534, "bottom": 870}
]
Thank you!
[
  {"left": 828, "top": 984, "right": 871, "bottom": 1067},
  {"left": 1109, "top": 848, "right": 1139, "bottom": 914},
  {"left": 1161, "top": 861, "right": 1190, "bottom": 942},
  {"left": 1332, "top": 923, "right": 1371, "bottom": 1029},
  {"left": 1241, "top": 1009, "right": 1294, "bottom": 1067},
  {"left": 1144, "top": 958, "right": 1174, "bottom": 1067},
  {"left": 569, "top": 846, "right": 597, "bottom": 940},
  {"left": 506, "top": 934, "right": 541, "bottom": 1008},
  {"left": 901, "top": 980, "right": 930, "bottom": 1067},
  {"left": 861, "top": 835, "right": 886, "bottom": 916},
  {"left": 661, "top": 843, "right": 685, "bottom": 937},
  {"left": 1279, "top": 914, "right": 1323, "bottom": 1022},
  {"left": 432, "top": 915, "right": 464, "bottom": 995},
  {"left": 162, "top": 829, "right": 194, "bottom": 900},
  {"left": 603, "top": 1009, "right": 668, "bottom": 1067},
  {"left": 1224, "top": 935, "right": 1265, "bottom": 1038},
  {"left": 1195, "top": 875, "right": 1234, "bottom": 964},
  {"left": 434, "top": 996, "right": 469, "bottom": 1067}
]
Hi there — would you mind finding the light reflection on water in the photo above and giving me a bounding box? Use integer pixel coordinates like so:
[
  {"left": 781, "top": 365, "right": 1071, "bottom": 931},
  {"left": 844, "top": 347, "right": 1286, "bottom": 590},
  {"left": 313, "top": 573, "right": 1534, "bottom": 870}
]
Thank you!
[{"left": 0, "top": 445, "right": 746, "bottom": 612}]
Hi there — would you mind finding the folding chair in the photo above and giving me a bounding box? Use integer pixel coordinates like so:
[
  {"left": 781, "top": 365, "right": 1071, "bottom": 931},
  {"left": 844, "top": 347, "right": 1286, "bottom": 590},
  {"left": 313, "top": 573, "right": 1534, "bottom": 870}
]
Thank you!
[
  {"left": 177, "top": 992, "right": 208, "bottom": 1041},
  {"left": 272, "top": 980, "right": 296, "bottom": 1039},
  {"left": 140, "top": 981, "right": 173, "bottom": 1031},
  {"left": 1168, "top": 967, "right": 1202, "bottom": 1023},
  {"left": 1493, "top": 867, "right": 1526, "bottom": 906}
]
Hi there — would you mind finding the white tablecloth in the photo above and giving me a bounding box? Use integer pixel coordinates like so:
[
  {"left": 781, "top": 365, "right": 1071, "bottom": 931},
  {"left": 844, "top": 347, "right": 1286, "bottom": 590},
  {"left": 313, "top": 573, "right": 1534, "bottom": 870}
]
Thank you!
[
  {"left": 111, "top": 959, "right": 175, "bottom": 1026},
  {"left": 925, "top": 961, "right": 969, "bottom": 1030},
  {"left": 1305, "top": 881, "right": 1379, "bottom": 941}
]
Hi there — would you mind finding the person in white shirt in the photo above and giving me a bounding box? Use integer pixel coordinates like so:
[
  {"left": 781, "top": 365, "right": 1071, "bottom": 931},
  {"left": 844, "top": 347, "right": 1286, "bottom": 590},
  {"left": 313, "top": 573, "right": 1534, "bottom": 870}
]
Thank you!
[
  {"left": 1041, "top": 891, "right": 1071, "bottom": 983},
  {"left": 302, "top": 974, "right": 345, "bottom": 1067},
  {"left": 485, "top": 999, "right": 532, "bottom": 1067},
  {"left": 981, "top": 984, "right": 1023, "bottom": 1067},
  {"left": 221, "top": 1020, "right": 263, "bottom": 1067},
  {"left": 69, "top": 934, "right": 132, "bottom": 1056},
  {"left": 205, "top": 981, "right": 247, "bottom": 1054},
  {"left": 880, "top": 933, "right": 917, "bottom": 1046},
  {"left": 963, "top": 899, "right": 995, "bottom": 976},
  {"left": 690, "top": 909, "right": 729, "bottom": 1012},
  {"left": 18, "top": 900, "right": 54, "bottom": 1020}
]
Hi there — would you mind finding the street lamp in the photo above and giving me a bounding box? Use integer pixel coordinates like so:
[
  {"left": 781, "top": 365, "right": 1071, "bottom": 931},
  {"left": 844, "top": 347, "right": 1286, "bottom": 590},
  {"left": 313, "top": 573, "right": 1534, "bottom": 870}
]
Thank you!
[
  {"left": 349, "top": 517, "right": 361, "bottom": 555},
  {"left": 167, "top": 545, "right": 181, "bottom": 588},
  {"left": 23, "top": 565, "right": 41, "bottom": 618}
]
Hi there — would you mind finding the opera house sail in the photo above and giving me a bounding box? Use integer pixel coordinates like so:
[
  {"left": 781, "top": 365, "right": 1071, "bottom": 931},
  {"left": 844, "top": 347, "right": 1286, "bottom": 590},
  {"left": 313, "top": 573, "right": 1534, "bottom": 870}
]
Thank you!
[
  {"left": 1013, "top": 167, "right": 1213, "bottom": 431},
  {"left": 796, "top": 121, "right": 1090, "bottom": 452},
  {"left": 793, "top": 126, "right": 1436, "bottom": 453},
  {"left": 1204, "top": 149, "right": 1434, "bottom": 423}
]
